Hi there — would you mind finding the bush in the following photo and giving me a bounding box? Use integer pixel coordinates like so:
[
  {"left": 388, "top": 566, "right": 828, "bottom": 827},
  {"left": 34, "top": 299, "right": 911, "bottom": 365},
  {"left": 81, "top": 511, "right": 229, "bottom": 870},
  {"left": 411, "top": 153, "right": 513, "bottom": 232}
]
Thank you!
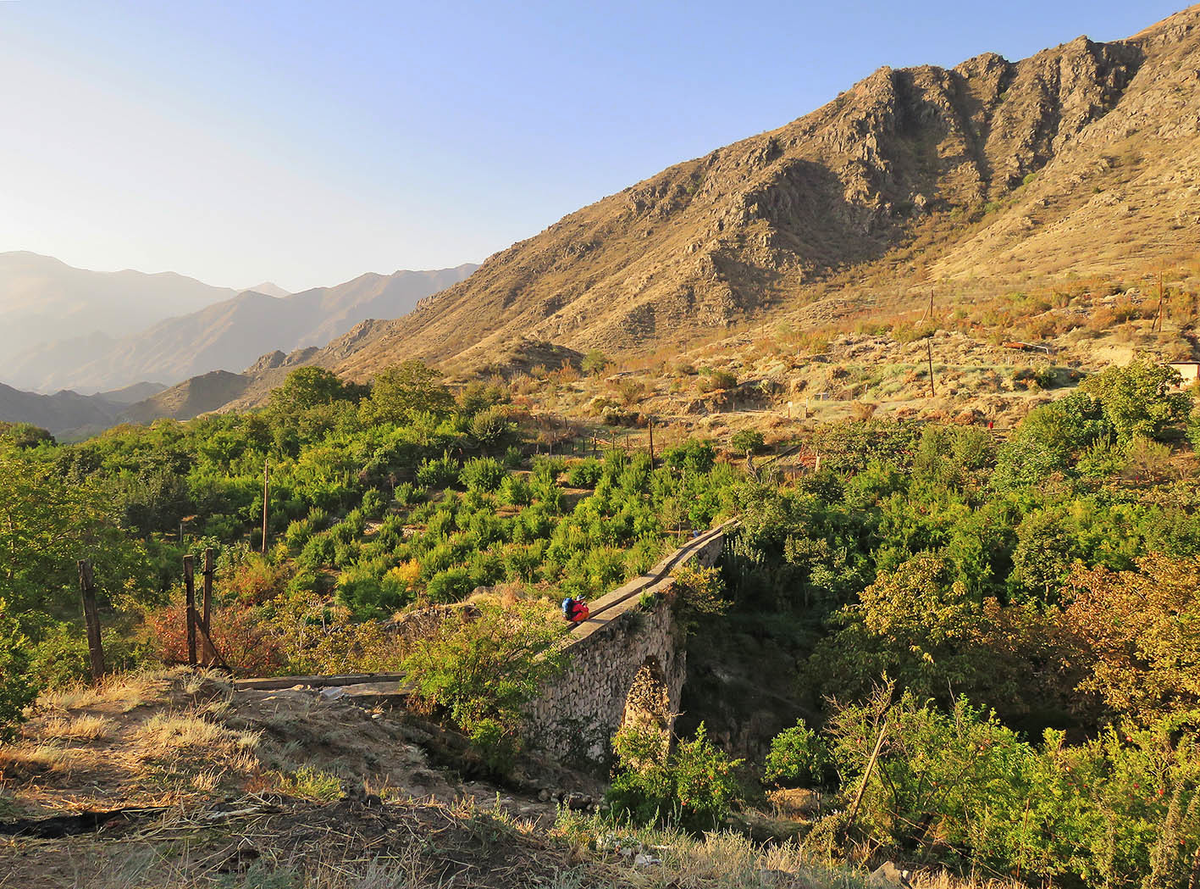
[
  {"left": 27, "top": 623, "right": 152, "bottom": 689},
  {"left": 392, "top": 482, "right": 422, "bottom": 506},
  {"left": 401, "top": 600, "right": 565, "bottom": 733},
  {"left": 497, "top": 473, "right": 532, "bottom": 506},
  {"left": 730, "top": 429, "right": 766, "bottom": 454},
  {"left": 460, "top": 457, "right": 505, "bottom": 492},
  {"left": 416, "top": 452, "right": 460, "bottom": 488},
  {"left": 1079, "top": 360, "right": 1192, "bottom": 442},
  {"left": 567, "top": 458, "right": 604, "bottom": 488},
  {"left": 470, "top": 407, "right": 515, "bottom": 450},
  {"left": 763, "top": 719, "right": 830, "bottom": 788},
  {"left": 582, "top": 349, "right": 611, "bottom": 376},
  {"left": 335, "top": 569, "right": 407, "bottom": 619},
  {"left": 146, "top": 599, "right": 285, "bottom": 676},
  {"left": 425, "top": 566, "right": 474, "bottom": 603},
  {"left": 468, "top": 717, "right": 519, "bottom": 778},
  {"left": 606, "top": 722, "right": 743, "bottom": 831},
  {"left": 697, "top": 369, "right": 737, "bottom": 393}
]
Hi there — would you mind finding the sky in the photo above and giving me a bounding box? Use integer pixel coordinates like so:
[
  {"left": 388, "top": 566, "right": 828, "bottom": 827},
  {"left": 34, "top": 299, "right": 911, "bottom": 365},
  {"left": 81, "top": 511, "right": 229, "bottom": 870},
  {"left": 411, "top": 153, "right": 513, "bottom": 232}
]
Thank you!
[{"left": 0, "top": 0, "right": 1187, "bottom": 293}]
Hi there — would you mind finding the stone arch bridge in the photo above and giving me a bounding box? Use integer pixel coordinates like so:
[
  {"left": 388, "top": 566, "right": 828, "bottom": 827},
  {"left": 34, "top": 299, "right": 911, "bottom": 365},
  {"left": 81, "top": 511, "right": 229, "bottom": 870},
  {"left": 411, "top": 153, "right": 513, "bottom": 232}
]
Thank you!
[{"left": 524, "top": 521, "right": 733, "bottom": 768}]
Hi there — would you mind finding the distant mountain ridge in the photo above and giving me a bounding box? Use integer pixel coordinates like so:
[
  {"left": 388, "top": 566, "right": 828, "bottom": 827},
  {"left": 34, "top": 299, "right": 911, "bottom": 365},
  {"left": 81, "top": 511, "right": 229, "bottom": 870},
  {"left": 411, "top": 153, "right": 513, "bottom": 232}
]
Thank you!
[
  {"left": 0, "top": 380, "right": 168, "bottom": 439},
  {"left": 0, "top": 251, "right": 235, "bottom": 361},
  {"left": 5, "top": 264, "right": 478, "bottom": 393}
]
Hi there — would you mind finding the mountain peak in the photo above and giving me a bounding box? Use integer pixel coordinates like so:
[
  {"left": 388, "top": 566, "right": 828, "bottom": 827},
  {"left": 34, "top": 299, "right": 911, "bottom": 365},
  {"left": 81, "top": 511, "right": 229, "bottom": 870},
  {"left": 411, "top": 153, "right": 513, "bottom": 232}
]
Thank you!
[{"left": 243, "top": 282, "right": 291, "bottom": 298}]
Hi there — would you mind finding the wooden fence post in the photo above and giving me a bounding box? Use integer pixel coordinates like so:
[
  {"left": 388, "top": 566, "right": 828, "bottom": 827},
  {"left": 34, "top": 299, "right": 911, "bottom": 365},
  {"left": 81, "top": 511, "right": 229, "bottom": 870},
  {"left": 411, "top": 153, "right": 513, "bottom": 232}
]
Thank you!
[
  {"left": 183, "top": 554, "right": 197, "bottom": 667},
  {"left": 201, "top": 548, "right": 215, "bottom": 666},
  {"left": 78, "top": 559, "right": 105, "bottom": 681}
]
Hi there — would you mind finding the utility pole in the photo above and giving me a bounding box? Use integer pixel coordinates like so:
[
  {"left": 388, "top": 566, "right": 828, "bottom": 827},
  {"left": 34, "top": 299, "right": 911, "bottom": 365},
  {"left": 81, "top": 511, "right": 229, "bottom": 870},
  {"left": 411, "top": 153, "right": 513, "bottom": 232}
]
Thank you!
[{"left": 261, "top": 458, "right": 270, "bottom": 555}]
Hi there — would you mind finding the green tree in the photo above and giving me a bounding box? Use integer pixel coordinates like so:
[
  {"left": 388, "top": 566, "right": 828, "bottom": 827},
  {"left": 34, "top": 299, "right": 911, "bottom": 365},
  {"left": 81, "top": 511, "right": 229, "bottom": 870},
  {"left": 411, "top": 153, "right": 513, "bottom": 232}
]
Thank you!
[
  {"left": 0, "top": 598, "right": 37, "bottom": 740},
  {"left": 362, "top": 360, "right": 454, "bottom": 425},
  {"left": 1080, "top": 360, "right": 1192, "bottom": 441},
  {"left": 606, "top": 722, "right": 743, "bottom": 830},
  {"left": 268, "top": 367, "right": 358, "bottom": 416},
  {"left": 0, "top": 448, "right": 150, "bottom": 614},
  {"left": 581, "top": 349, "right": 610, "bottom": 377},
  {"left": 730, "top": 429, "right": 766, "bottom": 455}
]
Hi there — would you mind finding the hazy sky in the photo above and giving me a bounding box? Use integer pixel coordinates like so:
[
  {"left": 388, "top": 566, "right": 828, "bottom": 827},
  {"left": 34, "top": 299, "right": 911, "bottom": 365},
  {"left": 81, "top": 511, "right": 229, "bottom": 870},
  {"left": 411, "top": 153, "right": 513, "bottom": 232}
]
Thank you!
[{"left": 1, "top": 1, "right": 1185, "bottom": 292}]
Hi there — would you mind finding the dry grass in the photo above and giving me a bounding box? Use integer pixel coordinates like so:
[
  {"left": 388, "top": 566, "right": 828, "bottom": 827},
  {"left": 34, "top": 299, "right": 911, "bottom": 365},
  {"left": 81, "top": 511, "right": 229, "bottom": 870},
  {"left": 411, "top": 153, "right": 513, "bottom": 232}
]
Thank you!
[
  {"left": 40, "top": 670, "right": 171, "bottom": 714},
  {"left": 0, "top": 741, "right": 74, "bottom": 777},
  {"left": 132, "top": 710, "right": 261, "bottom": 757},
  {"left": 36, "top": 713, "right": 117, "bottom": 742}
]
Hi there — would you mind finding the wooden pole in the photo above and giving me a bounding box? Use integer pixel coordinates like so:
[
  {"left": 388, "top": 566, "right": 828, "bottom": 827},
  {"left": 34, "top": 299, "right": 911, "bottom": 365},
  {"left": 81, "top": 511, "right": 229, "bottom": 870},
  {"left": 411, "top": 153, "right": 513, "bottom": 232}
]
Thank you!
[
  {"left": 843, "top": 717, "right": 889, "bottom": 837},
  {"left": 78, "top": 559, "right": 105, "bottom": 681},
  {"left": 183, "top": 554, "right": 197, "bottom": 667},
  {"left": 201, "top": 548, "right": 215, "bottom": 666},
  {"left": 648, "top": 418, "right": 655, "bottom": 468},
  {"left": 260, "top": 458, "right": 270, "bottom": 554}
]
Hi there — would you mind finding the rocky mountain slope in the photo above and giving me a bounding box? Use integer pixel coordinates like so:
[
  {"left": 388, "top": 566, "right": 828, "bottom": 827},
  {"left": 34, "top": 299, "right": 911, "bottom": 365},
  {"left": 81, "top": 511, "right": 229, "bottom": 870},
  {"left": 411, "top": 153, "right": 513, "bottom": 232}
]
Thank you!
[
  {"left": 0, "top": 252, "right": 234, "bottom": 365},
  {"left": 7, "top": 265, "right": 478, "bottom": 393},
  {"left": 233, "top": 5, "right": 1198, "bottom": 392}
]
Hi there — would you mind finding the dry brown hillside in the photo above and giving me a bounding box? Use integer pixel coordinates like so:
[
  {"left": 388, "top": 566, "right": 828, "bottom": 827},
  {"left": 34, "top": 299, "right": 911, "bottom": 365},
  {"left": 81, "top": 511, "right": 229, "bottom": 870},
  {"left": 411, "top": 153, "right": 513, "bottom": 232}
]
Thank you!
[
  {"left": 291, "top": 6, "right": 1200, "bottom": 381},
  {"left": 129, "top": 5, "right": 1200, "bottom": 422}
]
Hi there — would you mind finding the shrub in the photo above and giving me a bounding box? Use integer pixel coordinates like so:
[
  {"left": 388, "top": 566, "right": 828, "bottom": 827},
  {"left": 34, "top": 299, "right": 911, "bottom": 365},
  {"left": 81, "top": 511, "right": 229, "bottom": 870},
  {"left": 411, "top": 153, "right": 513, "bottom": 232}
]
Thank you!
[
  {"left": 468, "top": 717, "right": 519, "bottom": 778},
  {"left": 605, "top": 722, "right": 743, "bottom": 831},
  {"left": 697, "top": 369, "right": 737, "bottom": 392},
  {"left": 582, "top": 349, "right": 611, "bottom": 376},
  {"left": 416, "top": 453, "right": 460, "bottom": 488},
  {"left": 470, "top": 407, "right": 515, "bottom": 450},
  {"left": 27, "top": 623, "right": 152, "bottom": 689},
  {"left": 146, "top": 599, "right": 285, "bottom": 676},
  {"left": 497, "top": 473, "right": 532, "bottom": 506},
  {"left": 567, "top": 458, "right": 604, "bottom": 488},
  {"left": 401, "top": 600, "right": 565, "bottom": 733},
  {"left": 1079, "top": 360, "right": 1192, "bottom": 442},
  {"left": 335, "top": 569, "right": 407, "bottom": 619},
  {"left": 670, "top": 564, "right": 729, "bottom": 636},
  {"left": 763, "top": 719, "right": 831, "bottom": 788},
  {"left": 425, "top": 567, "right": 474, "bottom": 603},
  {"left": 729, "top": 429, "right": 766, "bottom": 454},
  {"left": 392, "top": 482, "right": 421, "bottom": 506},
  {"left": 460, "top": 457, "right": 505, "bottom": 492}
]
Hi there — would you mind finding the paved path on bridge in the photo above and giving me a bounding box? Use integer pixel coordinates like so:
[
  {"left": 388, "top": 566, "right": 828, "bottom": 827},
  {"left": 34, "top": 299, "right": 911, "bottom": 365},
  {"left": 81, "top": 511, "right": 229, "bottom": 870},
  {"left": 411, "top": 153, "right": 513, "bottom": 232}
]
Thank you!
[{"left": 565, "top": 520, "right": 736, "bottom": 645}]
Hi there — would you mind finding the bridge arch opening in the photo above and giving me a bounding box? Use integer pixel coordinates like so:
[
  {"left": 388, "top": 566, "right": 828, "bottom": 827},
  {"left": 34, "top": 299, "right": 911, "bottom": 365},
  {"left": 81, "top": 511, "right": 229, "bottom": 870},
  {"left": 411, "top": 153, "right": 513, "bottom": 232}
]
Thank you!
[{"left": 621, "top": 655, "right": 673, "bottom": 746}]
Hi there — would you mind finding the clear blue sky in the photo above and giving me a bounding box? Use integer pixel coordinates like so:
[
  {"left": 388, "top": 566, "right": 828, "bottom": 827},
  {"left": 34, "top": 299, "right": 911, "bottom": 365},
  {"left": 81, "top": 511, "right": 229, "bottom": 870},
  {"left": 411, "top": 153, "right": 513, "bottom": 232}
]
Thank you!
[{"left": 0, "top": 0, "right": 1187, "bottom": 292}]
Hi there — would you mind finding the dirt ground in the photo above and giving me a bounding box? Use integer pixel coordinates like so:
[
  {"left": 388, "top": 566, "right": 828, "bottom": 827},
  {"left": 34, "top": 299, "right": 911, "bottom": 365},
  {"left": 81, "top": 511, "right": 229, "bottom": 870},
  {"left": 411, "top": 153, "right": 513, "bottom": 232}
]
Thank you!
[{"left": 0, "top": 669, "right": 618, "bottom": 888}]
